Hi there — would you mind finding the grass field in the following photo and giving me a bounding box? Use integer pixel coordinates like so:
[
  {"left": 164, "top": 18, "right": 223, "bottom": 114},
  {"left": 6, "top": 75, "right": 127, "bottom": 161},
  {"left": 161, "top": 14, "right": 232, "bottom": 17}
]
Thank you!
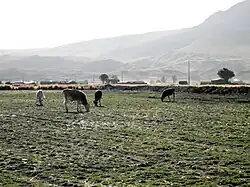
[{"left": 0, "top": 91, "right": 250, "bottom": 186}]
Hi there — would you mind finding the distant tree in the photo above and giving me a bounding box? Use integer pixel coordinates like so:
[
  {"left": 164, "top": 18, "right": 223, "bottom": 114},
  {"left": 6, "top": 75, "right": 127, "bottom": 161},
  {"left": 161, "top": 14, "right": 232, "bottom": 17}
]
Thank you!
[
  {"left": 161, "top": 76, "right": 166, "bottom": 83},
  {"left": 150, "top": 80, "right": 155, "bottom": 84},
  {"left": 111, "top": 75, "right": 120, "bottom": 83},
  {"left": 107, "top": 75, "right": 120, "bottom": 84},
  {"left": 83, "top": 80, "right": 88, "bottom": 84},
  {"left": 172, "top": 75, "right": 177, "bottom": 83},
  {"left": 99, "top": 74, "right": 109, "bottom": 84},
  {"left": 217, "top": 68, "right": 235, "bottom": 83},
  {"left": 156, "top": 80, "right": 161, "bottom": 83}
]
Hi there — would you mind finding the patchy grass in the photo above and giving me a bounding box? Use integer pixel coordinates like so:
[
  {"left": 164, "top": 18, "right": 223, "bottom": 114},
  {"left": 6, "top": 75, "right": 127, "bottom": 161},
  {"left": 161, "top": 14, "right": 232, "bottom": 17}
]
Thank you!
[{"left": 0, "top": 91, "right": 249, "bottom": 186}]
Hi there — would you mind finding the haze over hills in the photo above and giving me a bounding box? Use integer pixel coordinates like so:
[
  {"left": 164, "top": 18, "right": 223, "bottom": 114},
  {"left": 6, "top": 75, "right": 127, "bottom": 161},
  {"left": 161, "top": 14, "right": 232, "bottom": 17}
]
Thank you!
[{"left": 1, "top": 0, "right": 250, "bottom": 82}]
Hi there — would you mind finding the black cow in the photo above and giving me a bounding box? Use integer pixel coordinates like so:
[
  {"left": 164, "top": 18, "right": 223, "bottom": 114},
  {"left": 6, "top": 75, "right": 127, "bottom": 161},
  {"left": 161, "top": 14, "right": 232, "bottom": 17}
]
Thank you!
[
  {"left": 161, "top": 88, "right": 175, "bottom": 102},
  {"left": 93, "top": 90, "right": 103, "bottom": 106}
]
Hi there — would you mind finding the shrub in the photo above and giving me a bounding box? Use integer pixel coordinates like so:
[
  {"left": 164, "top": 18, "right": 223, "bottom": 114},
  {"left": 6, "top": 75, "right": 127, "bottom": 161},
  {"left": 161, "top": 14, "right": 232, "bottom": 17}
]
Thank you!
[{"left": 0, "top": 85, "right": 12, "bottom": 90}]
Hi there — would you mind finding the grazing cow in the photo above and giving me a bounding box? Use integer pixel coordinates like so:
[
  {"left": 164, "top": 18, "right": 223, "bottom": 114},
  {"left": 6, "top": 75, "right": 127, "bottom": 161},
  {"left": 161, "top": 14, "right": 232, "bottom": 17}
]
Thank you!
[
  {"left": 63, "top": 89, "right": 90, "bottom": 113},
  {"left": 93, "top": 90, "right": 103, "bottom": 106},
  {"left": 161, "top": 88, "right": 175, "bottom": 102},
  {"left": 36, "top": 89, "right": 45, "bottom": 106}
]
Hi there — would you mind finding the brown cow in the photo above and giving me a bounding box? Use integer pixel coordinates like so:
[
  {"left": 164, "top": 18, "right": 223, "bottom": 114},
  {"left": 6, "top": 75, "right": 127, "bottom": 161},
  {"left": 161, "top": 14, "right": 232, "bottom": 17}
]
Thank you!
[{"left": 63, "top": 89, "right": 90, "bottom": 113}]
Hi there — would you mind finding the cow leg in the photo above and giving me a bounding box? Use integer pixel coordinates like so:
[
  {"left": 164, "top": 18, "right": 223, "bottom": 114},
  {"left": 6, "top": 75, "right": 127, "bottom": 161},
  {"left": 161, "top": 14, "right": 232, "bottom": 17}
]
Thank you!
[
  {"left": 64, "top": 99, "right": 69, "bottom": 113},
  {"left": 76, "top": 102, "right": 79, "bottom": 112},
  {"left": 37, "top": 97, "right": 42, "bottom": 106},
  {"left": 173, "top": 92, "right": 175, "bottom": 102},
  {"left": 77, "top": 101, "right": 82, "bottom": 113},
  {"left": 99, "top": 99, "right": 102, "bottom": 106},
  {"left": 80, "top": 102, "right": 83, "bottom": 112},
  {"left": 77, "top": 102, "right": 80, "bottom": 112},
  {"left": 38, "top": 97, "right": 42, "bottom": 106},
  {"left": 168, "top": 96, "right": 170, "bottom": 101},
  {"left": 161, "top": 96, "right": 164, "bottom": 102},
  {"left": 84, "top": 103, "right": 90, "bottom": 112}
]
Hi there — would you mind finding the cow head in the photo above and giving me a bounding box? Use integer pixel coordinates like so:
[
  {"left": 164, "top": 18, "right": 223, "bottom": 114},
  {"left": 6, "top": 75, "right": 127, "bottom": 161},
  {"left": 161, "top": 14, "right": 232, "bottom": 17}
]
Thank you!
[
  {"left": 85, "top": 103, "right": 90, "bottom": 112},
  {"left": 93, "top": 100, "right": 98, "bottom": 106}
]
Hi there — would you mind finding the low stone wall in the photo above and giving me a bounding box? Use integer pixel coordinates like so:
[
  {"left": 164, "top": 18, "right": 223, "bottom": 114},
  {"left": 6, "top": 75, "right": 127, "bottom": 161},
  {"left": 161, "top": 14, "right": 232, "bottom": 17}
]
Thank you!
[
  {"left": 0, "top": 84, "right": 249, "bottom": 95},
  {"left": 108, "top": 85, "right": 250, "bottom": 95}
]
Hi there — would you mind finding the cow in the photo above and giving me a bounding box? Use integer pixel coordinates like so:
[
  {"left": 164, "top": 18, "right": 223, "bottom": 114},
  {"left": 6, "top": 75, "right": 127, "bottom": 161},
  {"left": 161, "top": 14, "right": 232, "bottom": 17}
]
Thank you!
[
  {"left": 36, "top": 89, "right": 45, "bottom": 106},
  {"left": 161, "top": 88, "right": 175, "bottom": 102},
  {"left": 63, "top": 89, "right": 90, "bottom": 113},
  {"left": 93, "top": 90, "right": 103, "bottom": 106}
]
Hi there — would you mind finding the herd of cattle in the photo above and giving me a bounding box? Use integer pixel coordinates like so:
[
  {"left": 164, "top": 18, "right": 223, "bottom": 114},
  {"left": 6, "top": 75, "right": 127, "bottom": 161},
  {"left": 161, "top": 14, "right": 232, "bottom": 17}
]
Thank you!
[{"left": 36, "top": 88, "right": 175, "bottom": 112}]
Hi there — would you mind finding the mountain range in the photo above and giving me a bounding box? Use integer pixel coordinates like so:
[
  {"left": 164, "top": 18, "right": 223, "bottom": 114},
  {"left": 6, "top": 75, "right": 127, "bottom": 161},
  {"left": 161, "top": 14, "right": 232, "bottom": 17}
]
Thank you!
[{"left": 1, "top": 0, "right": 250, "bottom": 82}]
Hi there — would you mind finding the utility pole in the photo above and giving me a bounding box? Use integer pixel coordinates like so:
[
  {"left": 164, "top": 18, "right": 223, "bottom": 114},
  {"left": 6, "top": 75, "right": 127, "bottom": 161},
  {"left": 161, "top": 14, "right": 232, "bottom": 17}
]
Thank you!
[
  {"left": 121, "top": 71, "right": 124, "bottom": 82},
  {"left": 188, "top": 61, "right": 191, "bottom": 85}
]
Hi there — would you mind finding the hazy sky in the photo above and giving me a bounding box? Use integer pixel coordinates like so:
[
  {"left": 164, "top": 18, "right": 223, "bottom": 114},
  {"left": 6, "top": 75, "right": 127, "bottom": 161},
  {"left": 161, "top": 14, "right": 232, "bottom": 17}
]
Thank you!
[{"left": 0, "top": 0, "right": 241, "bottom": 49}]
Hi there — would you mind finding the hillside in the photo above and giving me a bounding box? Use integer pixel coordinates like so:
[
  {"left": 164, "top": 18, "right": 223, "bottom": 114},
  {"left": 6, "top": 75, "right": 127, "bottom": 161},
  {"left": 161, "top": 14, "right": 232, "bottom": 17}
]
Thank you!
[
  {"left": 0, "top": 56, "right": 133, "bottom": 80},
  {"left": 1, "top": 0, "right": 250, "bottom": 82},
  {"left": 178, "top": 0, "right": 250, "bottom": 56},
  {"left": 98, "top": 0, "right": 250, "bottom": 60},
  {"left": 38, "top": 29, "right": 189, "bottom": 58}
]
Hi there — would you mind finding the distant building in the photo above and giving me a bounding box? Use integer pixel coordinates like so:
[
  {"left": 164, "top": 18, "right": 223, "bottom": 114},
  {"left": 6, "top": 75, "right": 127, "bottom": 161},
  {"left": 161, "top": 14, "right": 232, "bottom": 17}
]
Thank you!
[
  {"left": 40, "top": 80, "right": 78, "bottom": 85},
  {"left": 57, "top": 81, "right": 67, "bottom": 84},
  {"left": 117, "top": 81, "right": 147, "bottom": 85},
  {"left": 40, "top": 80, "right": 59, "bottom": 85},
  {"left": 230, "top": 78, "right": 244, "bottom": 85},
  {"left": 200, "top": 81, "right": 211, "bottom": 85},
  {"left": 24, "top": 80, "right": 36, "bottom": 84},
  {"left": 5, "top": 81, "right": 12, "bottom": 85},
  {"left": 12, "top": 81, "right": 25, "bottom": 84},
  {"left": 78, "top": 80, "right": 88, "bottom": 84},
  {"left": 179, "top": 81, "right": 188, "bottom": 85},
  {"left": 211, "top": 79, "right": 227, "bottom": 85},
  {"left": 67, "top": 80, "right": 77, "bottom": 84}
]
